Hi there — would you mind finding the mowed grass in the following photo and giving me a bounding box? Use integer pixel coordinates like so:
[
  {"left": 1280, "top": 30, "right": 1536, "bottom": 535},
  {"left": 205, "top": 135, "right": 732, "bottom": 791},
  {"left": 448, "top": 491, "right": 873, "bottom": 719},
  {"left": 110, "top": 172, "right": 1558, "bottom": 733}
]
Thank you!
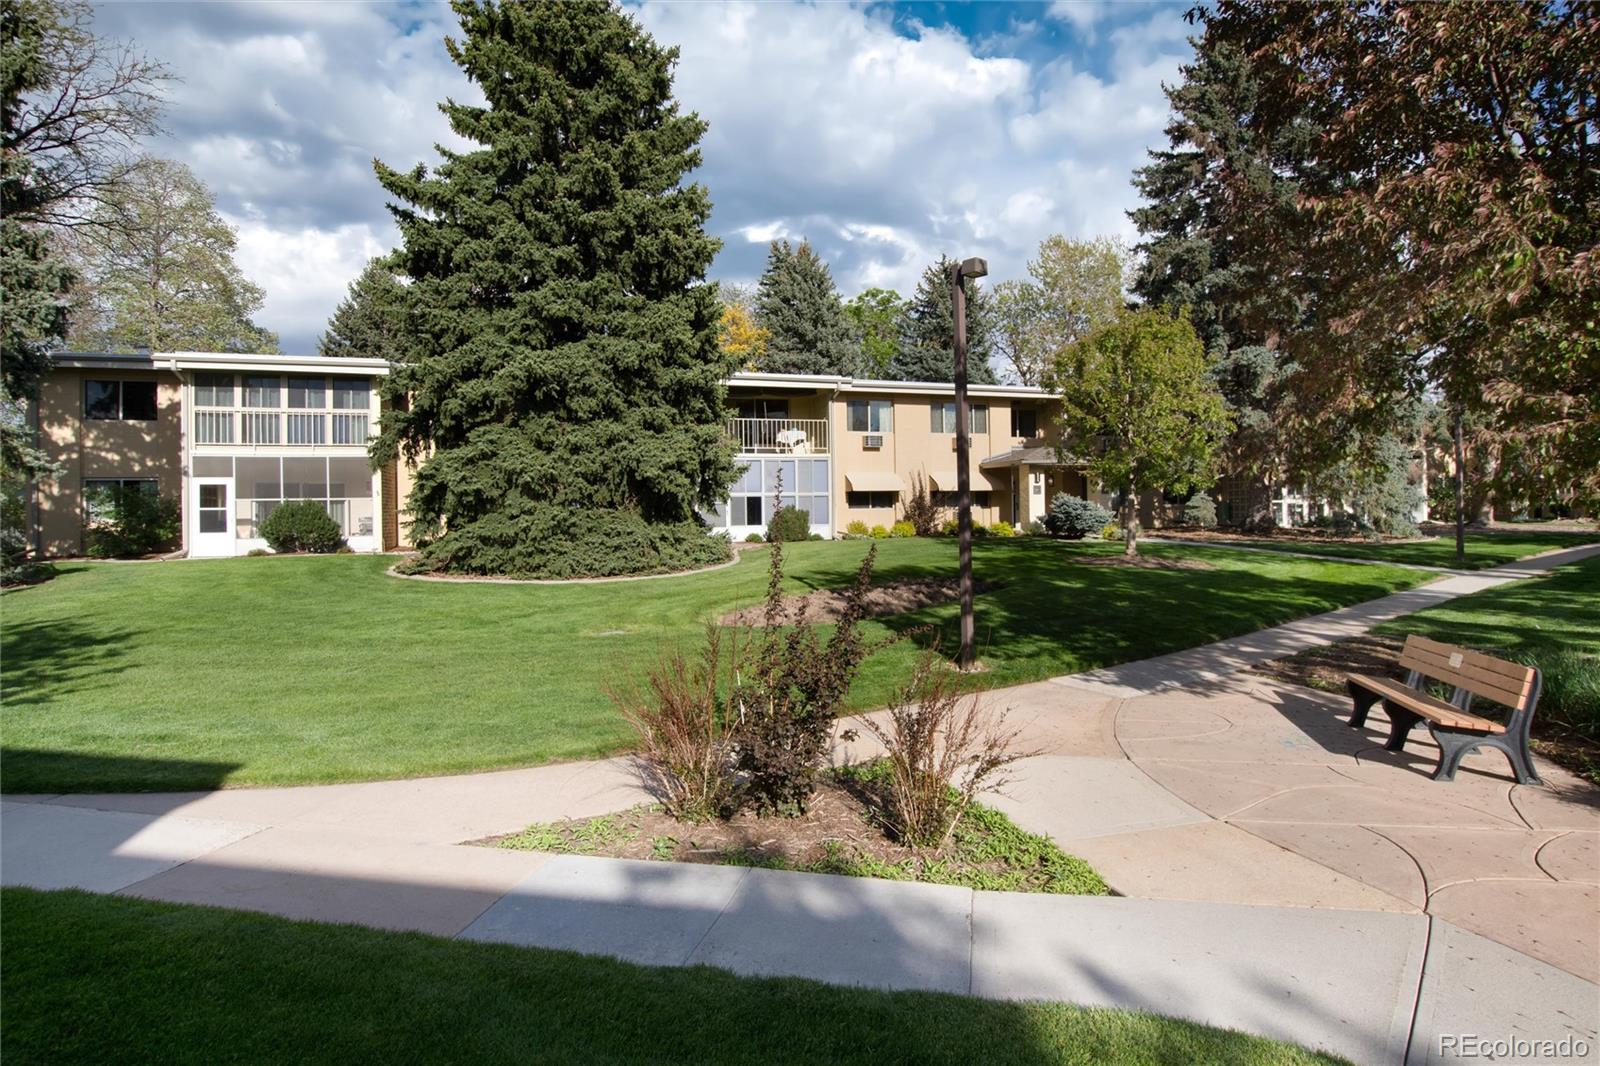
[
  {"left": 1372, "top": 556, "right": 1600, "bottom": 654},
  {"left": 1189, "top": 529, "right": 1598, "bottom": 570},
  {"left": 1, "top": 538, "right": 1430, "bottom": 792},
  {"left": 0, "top": 888, "right": 1345, "bottom": 1066}
]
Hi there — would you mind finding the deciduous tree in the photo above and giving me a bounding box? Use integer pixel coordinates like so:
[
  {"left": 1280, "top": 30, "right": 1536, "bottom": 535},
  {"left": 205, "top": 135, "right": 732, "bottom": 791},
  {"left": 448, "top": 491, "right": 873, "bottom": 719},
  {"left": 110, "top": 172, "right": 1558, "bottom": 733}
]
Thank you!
[
  {"left": 371, "top": 0, "right": 737, "bottom": 578},
  {"left": 1048, "top": 310, "right": 1230, "bottom": 556},
  {"left": 843, "top": 286, "right": 904, "bottom": 377}
]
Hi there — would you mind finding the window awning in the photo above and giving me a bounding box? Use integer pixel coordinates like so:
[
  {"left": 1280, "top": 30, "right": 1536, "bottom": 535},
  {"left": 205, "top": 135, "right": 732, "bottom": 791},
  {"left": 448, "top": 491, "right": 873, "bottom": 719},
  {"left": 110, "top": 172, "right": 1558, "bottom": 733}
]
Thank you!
[
  {"left": 845, "top": 471, "right": 904, "bottom": 493},
  {"left": 928, "top": 468, "right": 997, "bottom": 491}
]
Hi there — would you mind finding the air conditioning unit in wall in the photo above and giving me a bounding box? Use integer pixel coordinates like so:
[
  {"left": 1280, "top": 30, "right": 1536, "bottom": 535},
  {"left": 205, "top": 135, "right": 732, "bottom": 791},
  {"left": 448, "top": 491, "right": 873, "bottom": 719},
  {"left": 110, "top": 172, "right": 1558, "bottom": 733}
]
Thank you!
[{"left": 863, "top": 434, "right": 883, "bottom": 449}]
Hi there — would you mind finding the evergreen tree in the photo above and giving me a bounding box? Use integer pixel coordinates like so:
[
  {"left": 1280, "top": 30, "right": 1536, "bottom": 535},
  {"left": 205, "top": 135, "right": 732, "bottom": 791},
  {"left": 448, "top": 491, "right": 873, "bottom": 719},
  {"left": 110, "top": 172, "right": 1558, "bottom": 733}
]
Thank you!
[
  {"left": 371, "top": 0, "right": 736, "bottom": 578},
  {"left": 320, "top": 257, "right": 407, "bottom": 359},
  {"left": 887, "top": 255, "right": 997, "bottom": 384},
  {"left": 752, "top": 239, "right": 859, "bottom": 375}
]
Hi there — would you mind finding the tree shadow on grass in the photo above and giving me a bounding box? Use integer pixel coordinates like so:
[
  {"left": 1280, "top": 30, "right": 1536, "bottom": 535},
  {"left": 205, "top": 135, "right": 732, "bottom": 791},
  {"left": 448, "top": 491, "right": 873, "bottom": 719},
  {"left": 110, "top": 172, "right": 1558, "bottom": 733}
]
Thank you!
[{"left": 1, "top": 616, "right": 142, "bottom": 709}]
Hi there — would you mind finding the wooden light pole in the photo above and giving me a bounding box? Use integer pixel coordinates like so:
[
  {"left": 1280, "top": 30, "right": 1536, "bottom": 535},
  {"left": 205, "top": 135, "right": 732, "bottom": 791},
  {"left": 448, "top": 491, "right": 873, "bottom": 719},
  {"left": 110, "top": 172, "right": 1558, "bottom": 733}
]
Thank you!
[{"left": 952, "top": 256, "right": 987, "bottom": 671}]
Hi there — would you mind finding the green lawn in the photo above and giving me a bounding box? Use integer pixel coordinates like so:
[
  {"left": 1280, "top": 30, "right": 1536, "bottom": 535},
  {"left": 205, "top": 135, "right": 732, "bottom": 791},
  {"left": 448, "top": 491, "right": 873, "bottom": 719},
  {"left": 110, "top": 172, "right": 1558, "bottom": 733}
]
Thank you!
[
  {"left": 1180, "top": 529, "right": 1598, "bottom": 570},
  {"left": 1, "top": 538, "right": 1430, "bottom": 792},
  {"left": 1372, "top": 556, "right": 1600, "bottom": 653},
  {"left": 0, "top": 888, "right": 1343, "bottom": 1066}
]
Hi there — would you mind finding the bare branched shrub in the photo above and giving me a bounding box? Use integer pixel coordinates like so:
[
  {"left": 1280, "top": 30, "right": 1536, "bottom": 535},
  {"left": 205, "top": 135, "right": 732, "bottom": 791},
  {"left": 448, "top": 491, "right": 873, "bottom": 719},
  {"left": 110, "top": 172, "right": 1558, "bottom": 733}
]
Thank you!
[
  {"left": 610, "top": 624, "right": 739, "bottom": 822},
  {"left": 856, "top": 651, "right": 1033, "bottom": 849},
  {"left": 731, "top": 538, "right": 883, "bottom": 815},
  {"left": 899, "top": 471, "right": 943, "bottom": 537}
]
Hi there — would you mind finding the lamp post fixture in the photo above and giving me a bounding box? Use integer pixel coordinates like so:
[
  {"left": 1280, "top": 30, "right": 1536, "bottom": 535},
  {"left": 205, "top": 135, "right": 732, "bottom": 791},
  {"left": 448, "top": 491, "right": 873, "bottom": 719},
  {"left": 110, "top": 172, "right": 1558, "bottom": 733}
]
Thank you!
[{"left": 952, "top": 255, "right": 987, "bottom": 671}]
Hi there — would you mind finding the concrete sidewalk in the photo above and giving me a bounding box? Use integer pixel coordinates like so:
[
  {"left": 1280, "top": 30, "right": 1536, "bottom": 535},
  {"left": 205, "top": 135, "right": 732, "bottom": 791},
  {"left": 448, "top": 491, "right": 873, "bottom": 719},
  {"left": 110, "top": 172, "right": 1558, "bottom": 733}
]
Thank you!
[{"left": 4, "top": 541, "right": 1596, "bottom": 1064}]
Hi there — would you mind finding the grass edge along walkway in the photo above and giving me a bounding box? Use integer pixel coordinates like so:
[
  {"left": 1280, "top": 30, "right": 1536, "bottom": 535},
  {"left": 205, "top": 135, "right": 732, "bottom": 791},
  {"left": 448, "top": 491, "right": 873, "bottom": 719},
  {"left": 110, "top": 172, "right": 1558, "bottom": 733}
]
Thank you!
[{"left": 0, "top": 887, "right": 1346, "bottom": 1066}]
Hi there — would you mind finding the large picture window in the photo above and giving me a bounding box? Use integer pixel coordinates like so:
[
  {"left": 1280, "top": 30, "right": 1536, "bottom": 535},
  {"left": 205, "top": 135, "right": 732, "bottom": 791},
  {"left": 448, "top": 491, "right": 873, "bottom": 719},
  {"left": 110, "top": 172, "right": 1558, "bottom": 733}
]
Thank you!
[
  {"left": 702, "top": 456, "right": 831, "bottom": 531},
  {"left": 201, "top": 456, "right": 375, "bottom": 539},
  {"left": 84, "top": 380, "right": 158, "bottom": 421},
  {"left": 193, "top": 373, "right": 234, "bottom": 407},
  {"left": 846, "top": 399, "right": 892, "bottom": 433}
]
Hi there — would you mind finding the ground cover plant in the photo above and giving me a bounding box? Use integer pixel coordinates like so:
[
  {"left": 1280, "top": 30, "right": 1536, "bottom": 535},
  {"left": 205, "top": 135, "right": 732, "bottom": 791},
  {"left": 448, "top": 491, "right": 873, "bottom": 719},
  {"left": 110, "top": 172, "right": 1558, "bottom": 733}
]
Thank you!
[
  {"left": 1, "top": 538, "right": 1430, "bottom": 792},
  {"left": 1159, "top": 528, "right": 1597, "bottom": 570},
  {"left": 1255, "top": 558, "right": 1600, "bottom": 782},
  {"left": 0, "top": 888, "right": 1343, "bottom": 1066}
]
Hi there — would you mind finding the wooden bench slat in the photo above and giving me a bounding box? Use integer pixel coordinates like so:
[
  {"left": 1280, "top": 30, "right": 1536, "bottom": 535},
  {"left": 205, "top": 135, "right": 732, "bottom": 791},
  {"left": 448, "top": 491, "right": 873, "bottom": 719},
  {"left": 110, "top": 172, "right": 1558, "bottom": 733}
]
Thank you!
[
  {"left": 1397, "top": 635, "right": 1534, "bottom": 709},
  {"left": 1346, "top": 674, "right": 1507, "bottom": 734}
]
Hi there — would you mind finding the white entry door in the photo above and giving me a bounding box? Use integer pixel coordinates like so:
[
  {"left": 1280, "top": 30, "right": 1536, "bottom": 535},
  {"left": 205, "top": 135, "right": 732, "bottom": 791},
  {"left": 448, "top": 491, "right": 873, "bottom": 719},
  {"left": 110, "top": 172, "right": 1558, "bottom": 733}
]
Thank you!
[{"left": 191, "top": 477, "right": 235, "bottom": 557}]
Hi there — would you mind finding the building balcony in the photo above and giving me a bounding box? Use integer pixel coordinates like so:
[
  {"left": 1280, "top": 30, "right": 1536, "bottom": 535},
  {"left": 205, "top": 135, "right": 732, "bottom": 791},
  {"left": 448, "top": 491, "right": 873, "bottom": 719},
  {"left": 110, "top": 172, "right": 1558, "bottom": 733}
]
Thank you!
[
  {"left": 193, "top": 409, "right": 373, "bottom": 448},
  {"left": 725, "top": 417, "right": 829, "bottom": 455}
]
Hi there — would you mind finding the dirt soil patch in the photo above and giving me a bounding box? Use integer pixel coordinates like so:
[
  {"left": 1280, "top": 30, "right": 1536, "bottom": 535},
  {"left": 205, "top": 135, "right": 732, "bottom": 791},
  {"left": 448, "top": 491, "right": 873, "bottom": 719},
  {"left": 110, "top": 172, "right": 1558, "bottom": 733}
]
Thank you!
[
  {"left": 719, "top": 577, "right": 1002, "bottom": 626},
  {"left": 1073, "top": 554, "right": 1215, "bottom": 571},
  {"left": 478, "top": 772, "right": 1107, "bottom": 895},
  {"left": 1254, "top": 636, "right": 1600, "bottom": 784}
]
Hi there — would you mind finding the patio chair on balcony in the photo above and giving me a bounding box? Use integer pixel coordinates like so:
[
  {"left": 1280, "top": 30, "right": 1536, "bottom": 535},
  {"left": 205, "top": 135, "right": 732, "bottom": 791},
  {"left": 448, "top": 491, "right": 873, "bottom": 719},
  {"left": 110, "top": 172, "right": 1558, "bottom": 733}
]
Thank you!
[{"left": 776, "top": 427, "right": 811, "bottom": 454}]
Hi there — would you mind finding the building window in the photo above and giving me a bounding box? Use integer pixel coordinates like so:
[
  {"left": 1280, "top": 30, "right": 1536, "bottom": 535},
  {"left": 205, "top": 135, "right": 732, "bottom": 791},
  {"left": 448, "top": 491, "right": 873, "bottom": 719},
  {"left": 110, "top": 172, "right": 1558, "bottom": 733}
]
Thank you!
[
  {"left": 715, "top": 456, "right": 830, "bottom": 530},
  {"left": 845, "top": 490, "right": 899, "bottom": 509},
  {"left": 846, "top": 399, "right": 893, "bottom": 433},
  {"left": 83, "top": 478, "right": 158, "bottom": 522},
  {"left": 193, "top": 373, "right": 234, "bottom": 407},
  {"left": 736, "top": 397, "right": 789, "bottom": 419},
  {"left": 286, "top": 376, "right": 327, "bottom": 409},
  {"left": 231, "top": 455, "right": 375, "bottom": 539},
  {"left": 331, "top": 378, "right": 370, "bottom": 410},
  {"left": 243, "top": 375, "right": 281, "bottom": 408},
  {"left": 1010, "top": 406, "right": 1038, "bottom": 439},
  {"left": 84, "top": 380, "right": 157, "bottom": 421},
  {"left": 930, "top": 402, "right": 987, "bottom": 433}
]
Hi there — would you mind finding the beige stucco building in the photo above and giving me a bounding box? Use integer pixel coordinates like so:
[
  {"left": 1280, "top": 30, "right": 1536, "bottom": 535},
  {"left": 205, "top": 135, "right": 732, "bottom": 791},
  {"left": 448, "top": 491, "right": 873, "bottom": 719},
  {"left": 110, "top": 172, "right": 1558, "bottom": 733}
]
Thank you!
[{"left": 24, "top": 354, "right": 1107, "bottom": 558}]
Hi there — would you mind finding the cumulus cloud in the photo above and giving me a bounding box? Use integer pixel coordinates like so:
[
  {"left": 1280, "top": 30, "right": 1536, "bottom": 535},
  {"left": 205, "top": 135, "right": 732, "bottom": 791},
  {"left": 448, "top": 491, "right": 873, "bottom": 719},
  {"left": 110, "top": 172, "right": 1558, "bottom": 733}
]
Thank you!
[{"left": 92, "top": 0, "right": 1192, "bottom": 351}]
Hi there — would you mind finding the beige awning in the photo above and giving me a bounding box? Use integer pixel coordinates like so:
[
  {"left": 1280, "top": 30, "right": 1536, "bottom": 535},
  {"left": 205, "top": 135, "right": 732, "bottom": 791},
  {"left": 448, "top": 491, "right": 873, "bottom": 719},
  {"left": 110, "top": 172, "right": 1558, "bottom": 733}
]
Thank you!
[
  {"left": 845, "top": 471, "right": 904, "bottom": 493},
  {"left": 928, "top": 468, "right": 996, "bottom": 491}
]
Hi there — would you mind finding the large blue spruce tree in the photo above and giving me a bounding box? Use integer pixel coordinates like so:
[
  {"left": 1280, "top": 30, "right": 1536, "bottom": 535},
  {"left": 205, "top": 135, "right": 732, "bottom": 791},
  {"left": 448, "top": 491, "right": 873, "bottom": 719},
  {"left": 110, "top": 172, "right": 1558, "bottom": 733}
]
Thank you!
[{"left": 373, "top": 0, "right": 738, "bottom": 577}]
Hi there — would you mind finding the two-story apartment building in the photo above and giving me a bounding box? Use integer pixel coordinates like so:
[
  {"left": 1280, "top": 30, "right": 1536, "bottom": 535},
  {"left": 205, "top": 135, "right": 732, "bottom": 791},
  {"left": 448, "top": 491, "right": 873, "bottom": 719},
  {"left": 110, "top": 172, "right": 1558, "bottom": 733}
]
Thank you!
[{"left": 24, "top": 353, "right": 1105, "bottom": 559}]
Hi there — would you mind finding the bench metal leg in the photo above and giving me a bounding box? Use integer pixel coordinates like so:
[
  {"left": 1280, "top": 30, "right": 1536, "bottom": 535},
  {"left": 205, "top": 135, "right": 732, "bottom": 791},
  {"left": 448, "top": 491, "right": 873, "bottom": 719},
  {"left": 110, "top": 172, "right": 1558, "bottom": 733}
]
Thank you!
[
  {"left": 1381, "top": 702, "right": 1422, "bottom": 751},
  {"left": 1346, "top": 682, "right": 1382, "bottom": 730},
  {"left": 1499, "top": 735, "right": 1543, "bottom": 786},
  {"left": 1428, "top": 729, "right": 1543, "bottom": 786}
]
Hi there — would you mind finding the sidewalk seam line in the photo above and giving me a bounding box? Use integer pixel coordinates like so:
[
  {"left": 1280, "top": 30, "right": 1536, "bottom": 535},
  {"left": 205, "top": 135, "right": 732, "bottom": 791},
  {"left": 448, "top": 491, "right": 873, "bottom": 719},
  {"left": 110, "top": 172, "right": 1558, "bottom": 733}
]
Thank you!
[
  {"left": 680, "top": 866, "right": 751, "bottom": 966},
  {"left": 1401, "top": 913, "right": 1435, "bottom": 1066}
]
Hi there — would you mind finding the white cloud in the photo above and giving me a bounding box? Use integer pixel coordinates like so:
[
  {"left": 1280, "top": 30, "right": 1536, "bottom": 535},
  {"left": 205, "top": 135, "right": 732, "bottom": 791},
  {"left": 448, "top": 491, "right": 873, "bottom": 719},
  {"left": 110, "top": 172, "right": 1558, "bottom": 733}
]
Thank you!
[{"left": 90, "top": 1, "right": 1192, "bottom": 350}]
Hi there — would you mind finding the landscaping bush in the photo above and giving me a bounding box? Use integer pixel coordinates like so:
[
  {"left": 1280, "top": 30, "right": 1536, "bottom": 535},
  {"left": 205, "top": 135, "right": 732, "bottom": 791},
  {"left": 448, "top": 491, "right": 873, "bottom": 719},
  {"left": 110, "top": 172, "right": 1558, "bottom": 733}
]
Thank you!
[
  {"left": 869, "top": 524, "right": 890, "bottom": 539},
  {"left": 1027, "top": 520, "right": 1046, "bottom": 536},
  {"left": 260, "top": 501, "right": 344, "bottom": 554},
  {"left": 889, "top": 520, "right": 915, "bottom": 538},
  {"left": 845, "top": 519, "right": 869, "bottom": 537},
  {"left": 86, "top": 487, "right": 181, "bottom": 558},
  {"left": 988, "top": 521, "right": 1015, "bottom": 537},
  {"left": 1182, "top": 492, "right": 1218, "bottom": 529},
  {"left": 1044, "top": 494, "right": 1113, "bottom": 539},
  {"left": 899, "top": 473, "right": 943, "bottom": 537},
  {"left": 854, "top": 651, "right": 1031, "bottom": 848},
  {"left": 612, "top": 625, "right": 739, "bottom": 822},
  {"left": 766, "top": 505, "right": 811, "bottom": 544},
  {"left": 1518, "top": 649, "right": 1600, "bottom": 739},
  {"left": 940, "top": 517, "right": 959, "bottom": 537},
  {"left": 744, "top": 532, "right": 764, "bottom": 543},
  {"left": 1101, "top": 522, "right": 1122, "bottom": 541},
  {"left": 405, "top": 509, "right": 730, "bottom": 579},
  {"left": 732, "top": 540, "right": 882, "bottom": 814}
]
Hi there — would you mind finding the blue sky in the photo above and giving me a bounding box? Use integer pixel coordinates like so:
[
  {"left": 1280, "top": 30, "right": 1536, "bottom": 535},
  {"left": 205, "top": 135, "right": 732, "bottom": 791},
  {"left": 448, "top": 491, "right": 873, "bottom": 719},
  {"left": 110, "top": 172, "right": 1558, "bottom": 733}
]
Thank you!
[{"left": 92, "top": 1, "right": 1195, "bottom": 352}]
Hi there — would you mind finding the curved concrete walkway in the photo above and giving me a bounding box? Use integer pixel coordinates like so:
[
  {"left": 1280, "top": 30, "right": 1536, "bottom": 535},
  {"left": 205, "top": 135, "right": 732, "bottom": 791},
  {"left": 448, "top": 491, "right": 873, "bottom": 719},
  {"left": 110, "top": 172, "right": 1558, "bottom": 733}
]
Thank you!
[{"left": 5, "top": 543, "right": 1597, "bottom": 1065}]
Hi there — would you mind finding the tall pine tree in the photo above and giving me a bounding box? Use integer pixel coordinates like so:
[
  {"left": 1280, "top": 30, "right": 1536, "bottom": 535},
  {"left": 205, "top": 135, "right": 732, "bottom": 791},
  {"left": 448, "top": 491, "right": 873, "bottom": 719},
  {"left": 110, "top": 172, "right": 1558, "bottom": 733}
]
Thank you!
[
  {"left": 320, "top": 257, "right": 407, "bottom": 359},
  {"left": 752, "top": 239, "right": 859, "bottom": 375},
  {"left": 371, "top": 0, "right": 737, "bottom": 578},
  {"left": 887, "top": 255, "right": 997, "bottom": 384}
]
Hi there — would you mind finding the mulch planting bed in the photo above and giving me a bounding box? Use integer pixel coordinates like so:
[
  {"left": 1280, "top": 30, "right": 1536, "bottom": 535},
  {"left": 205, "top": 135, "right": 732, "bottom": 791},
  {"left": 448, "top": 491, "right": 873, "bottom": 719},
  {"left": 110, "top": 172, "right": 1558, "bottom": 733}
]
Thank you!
[
  {"left": 718, "top": 577, "right": 1003, "bottom": 626},
  {"left": 1072, "top": 554, "right": 1214, "bottom": 571},
  {"left": 479, "top": 771, "right": 1108, "bottom": 895}
]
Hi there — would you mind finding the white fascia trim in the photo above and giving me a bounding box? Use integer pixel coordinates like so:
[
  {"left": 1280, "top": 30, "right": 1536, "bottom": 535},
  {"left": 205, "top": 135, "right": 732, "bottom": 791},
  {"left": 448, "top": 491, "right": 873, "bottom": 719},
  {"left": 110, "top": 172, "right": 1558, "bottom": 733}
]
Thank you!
[
  {"left": 50, "top": 351, "right": 391, "bottom": 376},
  {"left": 727, "top": 370, "right": 1054, "bottom": 400}
]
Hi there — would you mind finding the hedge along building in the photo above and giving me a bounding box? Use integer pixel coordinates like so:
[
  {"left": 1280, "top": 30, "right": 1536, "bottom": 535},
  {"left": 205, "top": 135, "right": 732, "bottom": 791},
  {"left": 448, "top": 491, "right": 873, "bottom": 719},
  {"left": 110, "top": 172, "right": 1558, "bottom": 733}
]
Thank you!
[{"left": 25, "top": 354, "right": 1113, "bottom": 558}]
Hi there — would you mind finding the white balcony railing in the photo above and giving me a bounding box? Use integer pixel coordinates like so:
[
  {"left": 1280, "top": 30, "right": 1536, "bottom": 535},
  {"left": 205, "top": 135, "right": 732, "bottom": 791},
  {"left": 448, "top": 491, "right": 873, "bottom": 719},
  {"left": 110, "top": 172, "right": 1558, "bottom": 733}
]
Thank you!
[
  {"left": 194, "top": 409, "right": 373, "bottom": 448},
  {"left": 725, "top": 417, "right": 829, "bottom": 455}
]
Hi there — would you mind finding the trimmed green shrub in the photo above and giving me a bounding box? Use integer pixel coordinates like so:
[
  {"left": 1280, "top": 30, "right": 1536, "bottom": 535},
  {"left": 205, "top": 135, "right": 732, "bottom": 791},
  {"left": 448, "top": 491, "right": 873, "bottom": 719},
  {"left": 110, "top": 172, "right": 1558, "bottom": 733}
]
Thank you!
[
  {"left": 1101, "top": 522, "right": 1121, "bottom": 541},
  {"left": 808, "top": 533, "right": 823, "bottom": 541},
  {"left": 260, "top": 501, "right": 345, "bottom": 554},
  {"left": 988, "top": 521, "right": 1015, "bottom": 537},
  {"left": 869, "top": 524, "right": 890, "bottom": 539},
  {"left": 246, "top": 548, "right": 271, "bottom": 557},
  {"left": 1183, "top": 492, "right": 1218, "bottom": 529},
  {"left": 767, "top": 505, "right": 811, "bottom": 544},
  {"left": 1520, "top": 649, "right": 1600, "bottom": 739},
  {"left": 744, "top": 532, "right": 764, "bottom": 543},
  {"left": 1027, "top": 520, "right": 1046, "bottom": 536},
  {"left": 1045, "top": 493, "right": 1113, "bottom": 539},
  {"left": 845, "top": 519, "right": 870, "bottom": 536},
  {"left": 940, "top": 517, "right": 959, "bottom": 536},
  {"left": 889, "top": 520, "right": 915, "bottom": 538},
  {"left": 86, "top": 487, "right": 181, "bottom": 558}
]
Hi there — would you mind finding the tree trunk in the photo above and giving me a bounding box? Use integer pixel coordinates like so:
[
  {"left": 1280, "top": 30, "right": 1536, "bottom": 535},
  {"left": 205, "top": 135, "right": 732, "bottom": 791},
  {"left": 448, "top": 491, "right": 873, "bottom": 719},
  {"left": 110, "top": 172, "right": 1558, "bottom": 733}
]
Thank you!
[
  {"left": 1123, "top": 479, "right": 1139, "bottom": 557},
  {"left": 1452, "top": 408, "right": 1467, "bottom": 566}
]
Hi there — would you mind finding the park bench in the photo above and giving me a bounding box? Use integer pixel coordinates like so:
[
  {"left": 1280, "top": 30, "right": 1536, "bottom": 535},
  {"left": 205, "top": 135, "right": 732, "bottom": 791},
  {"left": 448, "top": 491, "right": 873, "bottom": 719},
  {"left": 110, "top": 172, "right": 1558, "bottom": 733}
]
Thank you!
[{"left": 1345, "top": 634, "right": 1542, "bottom": 785}]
